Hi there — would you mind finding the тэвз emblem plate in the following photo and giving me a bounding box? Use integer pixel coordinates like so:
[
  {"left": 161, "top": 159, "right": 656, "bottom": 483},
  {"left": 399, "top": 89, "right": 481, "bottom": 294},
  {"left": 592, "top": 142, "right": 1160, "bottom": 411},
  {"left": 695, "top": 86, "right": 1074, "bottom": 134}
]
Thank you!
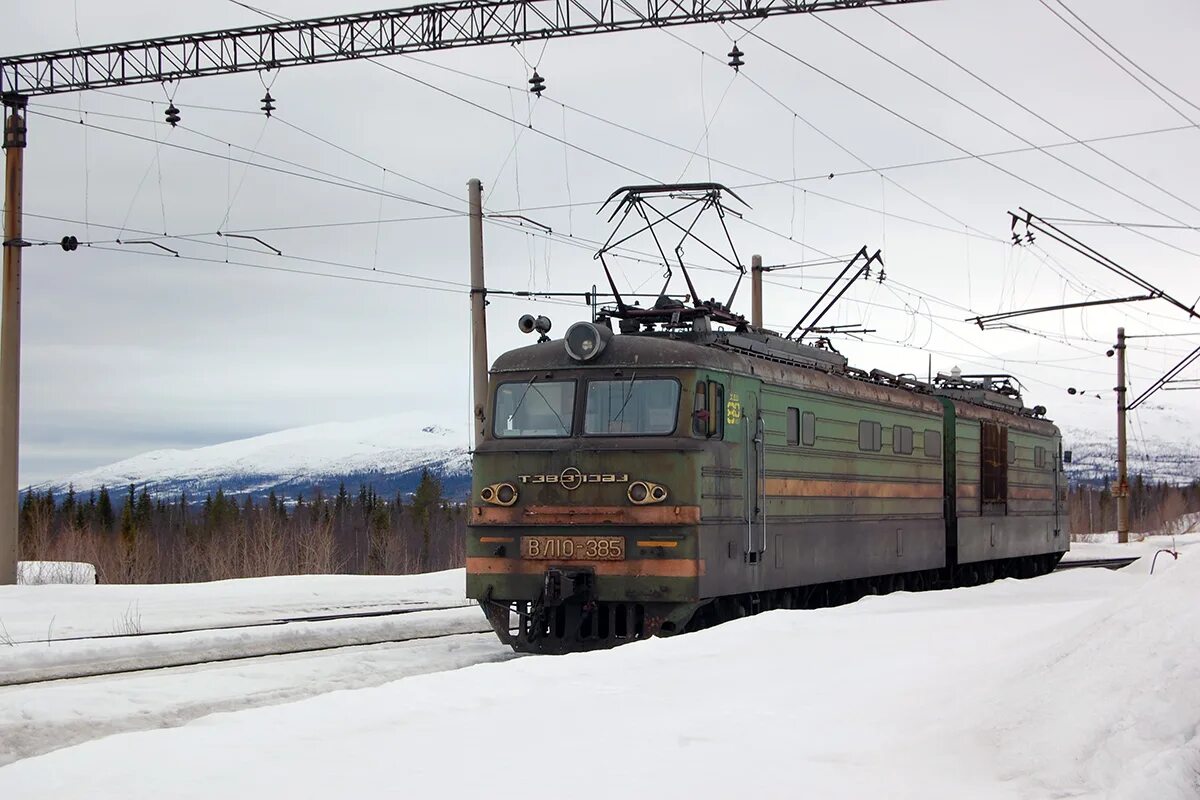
[{"left": 517, "top": 468, "right": 631, "bottom": 490}]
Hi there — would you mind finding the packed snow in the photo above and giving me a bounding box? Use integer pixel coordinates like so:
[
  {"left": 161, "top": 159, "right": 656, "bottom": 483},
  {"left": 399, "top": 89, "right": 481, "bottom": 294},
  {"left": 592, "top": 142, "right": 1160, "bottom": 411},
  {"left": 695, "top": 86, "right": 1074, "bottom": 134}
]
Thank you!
[
  {"left": 0, "top": 568, "right": 507, "bottom": 765},
  {"left": 0, "top": 568, "right": 470, "bottom": 642},
  {"left": 1, "top": 546, "right": 1196, "bottom": 798},
  {"left": 0, "top": 634, "right": 514, "bottom": 766}
]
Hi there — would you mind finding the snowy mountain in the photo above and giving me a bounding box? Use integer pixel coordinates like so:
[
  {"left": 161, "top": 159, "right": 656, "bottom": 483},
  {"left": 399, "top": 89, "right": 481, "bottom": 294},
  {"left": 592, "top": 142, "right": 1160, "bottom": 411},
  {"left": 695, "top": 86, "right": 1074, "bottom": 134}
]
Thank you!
[
  {"left": 35, "top": 416, "right": 473, "bottom": 502},
  {"left": 1060, "top": 411, "right": 1200, "bottom": 486}
]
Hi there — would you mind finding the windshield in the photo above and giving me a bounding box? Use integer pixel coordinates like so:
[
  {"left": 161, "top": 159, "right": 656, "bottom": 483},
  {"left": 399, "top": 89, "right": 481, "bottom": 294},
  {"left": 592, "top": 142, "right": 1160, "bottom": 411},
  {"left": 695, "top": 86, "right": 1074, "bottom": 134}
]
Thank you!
[
  {"left": 493, "top": 380, "right": 575, "bottom": 438},
  {"left": 584, "top": 379, "right": 680, "bottom": 435}
]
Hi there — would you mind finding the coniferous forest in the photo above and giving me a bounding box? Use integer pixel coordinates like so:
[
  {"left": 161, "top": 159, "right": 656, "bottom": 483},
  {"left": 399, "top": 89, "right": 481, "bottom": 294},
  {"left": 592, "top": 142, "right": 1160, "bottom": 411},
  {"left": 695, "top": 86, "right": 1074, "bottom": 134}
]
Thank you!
[
  {"left": 18, "top": 468, "right": 465, "bottom": 584},
  {"left": 16, "top": 470, "right": 1200, "bottom": 583}
]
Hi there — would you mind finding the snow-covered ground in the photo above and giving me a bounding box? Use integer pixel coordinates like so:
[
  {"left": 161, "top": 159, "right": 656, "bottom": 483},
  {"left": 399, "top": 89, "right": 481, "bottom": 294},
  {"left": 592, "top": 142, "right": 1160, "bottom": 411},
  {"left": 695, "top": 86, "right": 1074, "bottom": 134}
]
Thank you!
[
  {"left": 1065, "top": 520, "right": 1200, "bottom": 563},
  {"left": 0, "top": 568, "right": 470, "bottom": 642},
  {"left": 0, "top": 568, "right": 510, "bottom": 765},
  {"left": 1, "top": 546, "right": 1196, "bottom": 798}
]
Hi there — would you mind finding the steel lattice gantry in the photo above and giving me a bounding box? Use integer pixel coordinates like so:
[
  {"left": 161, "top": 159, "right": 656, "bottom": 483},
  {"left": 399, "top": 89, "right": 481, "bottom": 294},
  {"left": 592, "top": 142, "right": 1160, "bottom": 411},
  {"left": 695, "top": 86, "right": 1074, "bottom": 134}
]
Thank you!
[{"left": 1, "top": 0, "right": 933, "bottom": 96}]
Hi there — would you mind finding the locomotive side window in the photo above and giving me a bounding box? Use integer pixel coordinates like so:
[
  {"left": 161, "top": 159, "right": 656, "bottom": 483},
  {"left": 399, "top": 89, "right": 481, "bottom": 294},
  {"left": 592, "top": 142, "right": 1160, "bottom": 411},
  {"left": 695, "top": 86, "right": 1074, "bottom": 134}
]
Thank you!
[
  {"left": 494, "top": 380, "right": 576, "bottom": 438},
  {"left": 858, "top": 420, "right": 882, "bottom": 452},
  {"left": 1008, "top": 440, "right": 1017, "bottom": 464},
  {"left": 1034, "top": 446, "right": 1047, "bottom": 469},
  {"left": 693, "top": 381, "right": 708, "bottom": 436},
  {"left": 924, "top": 430, "right": 942, "bottom": 459},
  {"left": 584, "top": 379, "right": 680, "bottom": 435},
  {"left": 801, "top": 412, "right": 816, "bottom": 446},
  {"left": 894, "top": 425, "right": 914, "bottom": 455},
  {"left": 707, "top": 382, "right": 725, "bottom": 439},
  {"left": 786, "top": 407, "right": 800, "bottom": 446}
]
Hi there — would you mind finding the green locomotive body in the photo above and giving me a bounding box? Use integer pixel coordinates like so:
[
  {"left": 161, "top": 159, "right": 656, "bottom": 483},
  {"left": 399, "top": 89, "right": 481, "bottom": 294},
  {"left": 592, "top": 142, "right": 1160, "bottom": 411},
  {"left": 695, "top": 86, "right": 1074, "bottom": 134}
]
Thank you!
[{"left": 467, "top": 321, "right": 1066, "bottom": 654}]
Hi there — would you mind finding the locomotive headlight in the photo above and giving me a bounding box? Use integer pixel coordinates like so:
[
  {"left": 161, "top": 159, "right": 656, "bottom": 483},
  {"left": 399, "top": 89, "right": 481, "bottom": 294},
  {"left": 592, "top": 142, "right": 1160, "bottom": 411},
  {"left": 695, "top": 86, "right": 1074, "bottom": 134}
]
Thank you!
[
  {"left": 564, "top": 321, "right": 612, "bottom": 362},
  {"left": 480, "top": 482, "right": 519, "bottom": 507},
  {"left": 627, "top": 481, "right": 667, "bottom": 505}
]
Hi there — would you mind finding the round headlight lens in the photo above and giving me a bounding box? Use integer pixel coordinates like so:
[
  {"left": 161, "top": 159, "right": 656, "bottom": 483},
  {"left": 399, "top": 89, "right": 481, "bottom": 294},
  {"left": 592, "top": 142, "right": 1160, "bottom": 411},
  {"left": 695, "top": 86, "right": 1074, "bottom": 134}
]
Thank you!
[{"left": 564, "top": 321, "right": 610, "bottom": 361}]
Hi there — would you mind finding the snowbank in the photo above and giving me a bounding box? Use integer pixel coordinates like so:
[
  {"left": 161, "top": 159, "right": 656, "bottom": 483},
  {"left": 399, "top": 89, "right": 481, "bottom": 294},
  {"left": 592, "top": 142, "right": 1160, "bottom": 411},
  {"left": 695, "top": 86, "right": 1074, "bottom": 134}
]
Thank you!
[
  {"left": 16, "top": 561, "right": 96, "bottom": 586},
  {"left": 1064, "top": 530, "right": 1200, "bottom": 564},
  {"left": 1, "top": 556, "right": 1195, "bottom": 798}
]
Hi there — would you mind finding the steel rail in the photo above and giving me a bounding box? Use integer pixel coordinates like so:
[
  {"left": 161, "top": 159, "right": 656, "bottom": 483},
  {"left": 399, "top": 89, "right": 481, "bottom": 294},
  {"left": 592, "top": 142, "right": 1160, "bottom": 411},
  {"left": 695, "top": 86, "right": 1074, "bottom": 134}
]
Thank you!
[
  {"left": 1053, "top": 556, "right": 1139, "bottom": 571},
  {"left": 4, "top": 602, "right": 477, "bottom": 646},
  {"left": 2, "top": 628, "right": 494, "bottom": 688}
]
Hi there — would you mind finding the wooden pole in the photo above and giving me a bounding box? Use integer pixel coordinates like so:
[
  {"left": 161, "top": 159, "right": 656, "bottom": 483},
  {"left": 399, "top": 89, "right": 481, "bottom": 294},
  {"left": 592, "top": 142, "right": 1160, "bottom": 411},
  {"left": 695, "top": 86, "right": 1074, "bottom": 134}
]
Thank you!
[
  {"left": 750, "top": 254, "right": 763, "bottom": 329},
  {"left": 1115, "top": 326, "right": 1129, "bottom": 543},
  {"left": 0, "top": 96, "right": 26, "bottom": 585},
  {"left": 468, "top": 178, "right": 488, "bottom": 449}
]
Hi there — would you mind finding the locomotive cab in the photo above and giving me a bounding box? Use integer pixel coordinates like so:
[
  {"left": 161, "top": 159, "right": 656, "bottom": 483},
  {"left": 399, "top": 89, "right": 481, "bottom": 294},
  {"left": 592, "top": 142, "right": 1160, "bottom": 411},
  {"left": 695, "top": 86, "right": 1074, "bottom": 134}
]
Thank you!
[{"left": 467, "top": 320, "right": 746, "bottom": 653}]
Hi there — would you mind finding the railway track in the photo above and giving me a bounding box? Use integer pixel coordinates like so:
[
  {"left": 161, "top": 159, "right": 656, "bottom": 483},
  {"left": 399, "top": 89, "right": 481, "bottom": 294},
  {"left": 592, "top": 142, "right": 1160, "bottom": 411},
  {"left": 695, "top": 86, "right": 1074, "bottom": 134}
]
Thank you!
[
  {"left": 5, "top": 602, "right": 477, "bottom": 646},
  {"left": 1054, "top": 557, "right": 1139, "bottom": 571},
  {"left": 0, "top": 604, "right": 493, "bottom": 687}
]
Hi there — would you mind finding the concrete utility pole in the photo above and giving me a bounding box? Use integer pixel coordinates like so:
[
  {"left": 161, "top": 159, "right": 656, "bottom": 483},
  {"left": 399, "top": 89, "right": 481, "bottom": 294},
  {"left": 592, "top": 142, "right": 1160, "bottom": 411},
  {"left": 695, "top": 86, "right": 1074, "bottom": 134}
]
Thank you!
[
  {"left": 468, "top": 178, "right": 488, "bottom": 449},
  {"left": 750, "top": 254, "right": 763, "bottom": 329},
  {"left": 0, "top": 96, "right": 25, "bottom": 585},
  {"left": 1115, "top": 326, "right": 1129, "bottom": 544}
]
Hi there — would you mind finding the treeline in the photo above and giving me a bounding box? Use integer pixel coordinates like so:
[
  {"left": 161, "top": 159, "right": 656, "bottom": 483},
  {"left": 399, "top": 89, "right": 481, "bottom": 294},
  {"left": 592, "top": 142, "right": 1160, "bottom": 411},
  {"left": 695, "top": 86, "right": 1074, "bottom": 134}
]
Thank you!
[
  {"left": 1068, "top": 475, "right": 1200, "bottom": 537},
  {"left": 19, "top": 469, "right": 466, "bottom": 584}
]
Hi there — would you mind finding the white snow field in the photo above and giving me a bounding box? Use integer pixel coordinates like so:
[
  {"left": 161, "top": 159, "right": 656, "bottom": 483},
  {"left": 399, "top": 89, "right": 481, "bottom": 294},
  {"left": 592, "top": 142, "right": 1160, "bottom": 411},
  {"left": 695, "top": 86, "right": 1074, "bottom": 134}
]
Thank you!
[
  {"left": 0, "top": 568, "right": 471, "bottom": 642},
  {"left": 1, "top": 548, "right": 1197, "bottom": 799},
  {"left": 0, "top": 569, "right": 512, "bottom": 764}
]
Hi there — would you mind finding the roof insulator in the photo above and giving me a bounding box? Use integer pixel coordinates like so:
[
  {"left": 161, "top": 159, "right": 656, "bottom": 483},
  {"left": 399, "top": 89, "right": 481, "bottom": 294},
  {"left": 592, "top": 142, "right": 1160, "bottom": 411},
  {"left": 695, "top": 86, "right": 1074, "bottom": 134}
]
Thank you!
[
  {"left": 261, "top": 91, "right": 275, "bottom": 118},
  {"left": 728, "top": 44, "right": 745, "bottom": 72},
  {"left": 164, "top": 102, "right": 181, "bottom": 127},
  {"left": 528, "top": 70, "right": 546, "bottom": 97}
]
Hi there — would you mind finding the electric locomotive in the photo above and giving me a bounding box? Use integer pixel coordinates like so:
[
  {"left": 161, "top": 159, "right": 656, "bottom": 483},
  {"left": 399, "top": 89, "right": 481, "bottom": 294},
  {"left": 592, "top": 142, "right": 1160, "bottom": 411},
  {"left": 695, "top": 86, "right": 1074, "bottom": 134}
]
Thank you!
[{"left": 466, "top": 184, "right": 1067, "bottom": 654}]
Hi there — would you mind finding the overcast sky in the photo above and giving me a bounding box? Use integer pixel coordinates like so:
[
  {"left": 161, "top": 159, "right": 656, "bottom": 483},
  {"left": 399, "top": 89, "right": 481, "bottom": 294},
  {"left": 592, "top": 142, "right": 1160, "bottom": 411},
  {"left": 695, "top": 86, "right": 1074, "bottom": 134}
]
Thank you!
[{"left": 4, "top": 0, "right": 1200, "bottom": 484}]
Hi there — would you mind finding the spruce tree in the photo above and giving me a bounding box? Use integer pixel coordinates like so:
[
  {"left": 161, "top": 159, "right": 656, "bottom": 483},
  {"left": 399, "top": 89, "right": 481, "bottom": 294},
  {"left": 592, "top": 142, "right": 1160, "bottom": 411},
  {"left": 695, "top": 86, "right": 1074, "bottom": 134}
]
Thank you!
[
  {"left": 97, "top": 485, "right": 115, "bottom": 532},
  {"left": 135, "top": 486, "right": 153, "bottom": 529},
  {"left": 119, "top": 486, "right": 136, "bottom": 547},
  {"left": 411, "top": 469, "right": 443, "bottom": 572},
  {"left": 63, "top": 484, "right": 77, "bottom": 519}
]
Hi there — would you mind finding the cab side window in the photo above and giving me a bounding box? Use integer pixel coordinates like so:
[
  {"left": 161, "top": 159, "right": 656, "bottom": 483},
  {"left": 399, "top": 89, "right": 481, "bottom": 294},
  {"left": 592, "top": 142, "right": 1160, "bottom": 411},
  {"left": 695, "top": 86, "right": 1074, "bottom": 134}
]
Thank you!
[
  {"left": 693, "top": 380, "right": 725, "bottom": 439},
  {"left": 693, "top": 381, "right": 708, "bottom": 436}
]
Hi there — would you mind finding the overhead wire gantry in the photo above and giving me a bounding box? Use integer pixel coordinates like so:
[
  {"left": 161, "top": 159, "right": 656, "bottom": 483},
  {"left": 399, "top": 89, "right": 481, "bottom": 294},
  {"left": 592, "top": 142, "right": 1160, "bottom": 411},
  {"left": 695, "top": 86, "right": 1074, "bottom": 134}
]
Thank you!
[{"left": 0, "top": 0, "right": 937, "bottom": 583}]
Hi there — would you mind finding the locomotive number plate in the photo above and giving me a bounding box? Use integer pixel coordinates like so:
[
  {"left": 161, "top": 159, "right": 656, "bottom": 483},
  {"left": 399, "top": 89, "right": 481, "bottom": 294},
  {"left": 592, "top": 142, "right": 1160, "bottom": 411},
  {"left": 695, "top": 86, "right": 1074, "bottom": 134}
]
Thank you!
[{"left": 521, "top": 536, "right": 626, "bottom": 561}]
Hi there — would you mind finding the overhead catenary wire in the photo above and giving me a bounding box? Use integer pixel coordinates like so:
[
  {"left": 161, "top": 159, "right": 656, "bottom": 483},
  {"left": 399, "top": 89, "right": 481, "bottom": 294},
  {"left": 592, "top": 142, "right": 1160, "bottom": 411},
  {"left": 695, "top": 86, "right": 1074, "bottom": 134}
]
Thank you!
[
  {"left": 871, "top": 7, "right": 1200, "bottom": 221},
  {"left": 738, "top": 23, "right": 1200, "bottom": 261},
  {"left": 1037, "top": 0, "right": 1200, "bottom": 126}
]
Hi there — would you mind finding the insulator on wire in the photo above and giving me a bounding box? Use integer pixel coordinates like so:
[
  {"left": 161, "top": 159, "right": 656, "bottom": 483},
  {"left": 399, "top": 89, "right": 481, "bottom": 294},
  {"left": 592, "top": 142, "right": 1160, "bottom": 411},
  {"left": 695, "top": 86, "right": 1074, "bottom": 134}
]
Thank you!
[
  {"left": 528, "top": 71, "right": 546, "bottom": 97},
  {"left": 60, "top": 235, "right": 78, "bottom": 252},
  {"left": 728, "top": 44, "right": 745, "bottom": 72},
  {"left": 261, "top": 91, "right": 276, "bottom": 117},
  {"left": 164, "top": 102, "right": 181, "bottom": 127}
]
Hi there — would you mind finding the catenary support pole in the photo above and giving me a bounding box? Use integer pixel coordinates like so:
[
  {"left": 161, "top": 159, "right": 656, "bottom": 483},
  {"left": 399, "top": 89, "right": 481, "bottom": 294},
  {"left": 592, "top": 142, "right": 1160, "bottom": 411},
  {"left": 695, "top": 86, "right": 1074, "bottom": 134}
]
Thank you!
[
  {"left": 0, "top": 96, "right": 26, "bottom": 585},
  {"left": 468, "top": 178, "right": 488, "bottom": 449},
  {"left": 1115, "top": 326, "right": 1129, "bottom": 544},
  {"left": 750, "top": 254, "right": 763, "bottom": 329}
]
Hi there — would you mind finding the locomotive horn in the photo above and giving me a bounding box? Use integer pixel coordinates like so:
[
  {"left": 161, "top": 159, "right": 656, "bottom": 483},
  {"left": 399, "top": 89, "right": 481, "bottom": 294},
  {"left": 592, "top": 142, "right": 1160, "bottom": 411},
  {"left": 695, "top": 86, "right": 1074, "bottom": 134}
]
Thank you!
[{"left": 518, "top": 314, "right": 537, "bottom": 334}]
